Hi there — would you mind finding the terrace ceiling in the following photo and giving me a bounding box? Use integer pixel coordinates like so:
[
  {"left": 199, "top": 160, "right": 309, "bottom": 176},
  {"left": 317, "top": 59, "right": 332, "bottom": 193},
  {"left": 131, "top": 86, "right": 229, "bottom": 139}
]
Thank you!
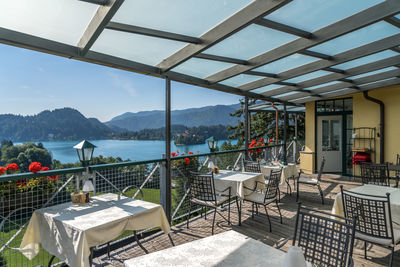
[{"left": 0, "top": 0, "right": 400, "bottom": 106}]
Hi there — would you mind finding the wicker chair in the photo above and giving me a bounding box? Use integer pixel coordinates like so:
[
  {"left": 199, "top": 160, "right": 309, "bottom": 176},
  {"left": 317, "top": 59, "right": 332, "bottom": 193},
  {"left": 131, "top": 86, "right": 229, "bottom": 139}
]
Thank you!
[
  {"left": 296, "top": 157, "right": 326, "bottom": 204},
  {"left": 340, "top": 185, "right": 400, "bottom": 267},
  {"left": 186, "top": 171, "right": 238, "bottom": 235},
  {"left": 361, "top": 163, "right": 390, "bottom": 186},
  {"left": 277, "top": 203, "right": 356, "bottom": 267},
  {"left": 243, "top": 169, "right": 283, "bottom": 232},
  {"left": 244, "top": 160, "right": 261, "bottom": 173}
]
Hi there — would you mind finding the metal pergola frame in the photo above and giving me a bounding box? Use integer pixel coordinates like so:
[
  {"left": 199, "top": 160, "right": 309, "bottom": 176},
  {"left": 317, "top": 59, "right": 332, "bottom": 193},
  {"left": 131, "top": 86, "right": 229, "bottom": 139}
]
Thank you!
[
  {"left": 1, "top": 0, "right": 400, "bottom": 222},
  {"left": 0, "top": 0, "right": 398, "bottom": 105}
]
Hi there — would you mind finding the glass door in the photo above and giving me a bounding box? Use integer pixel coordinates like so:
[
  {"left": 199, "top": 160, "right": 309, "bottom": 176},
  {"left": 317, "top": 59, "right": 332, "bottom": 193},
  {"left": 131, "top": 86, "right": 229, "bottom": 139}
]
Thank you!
[{"left": 317, "top": 116, "right": 342, "bottom": 172}]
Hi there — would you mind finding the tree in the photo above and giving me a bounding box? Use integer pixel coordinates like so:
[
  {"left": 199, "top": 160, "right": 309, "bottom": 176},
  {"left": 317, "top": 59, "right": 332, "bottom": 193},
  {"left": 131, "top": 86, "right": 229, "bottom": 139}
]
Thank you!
[{"left": 228, "top": 99, "right": 305, "bottom": 145}]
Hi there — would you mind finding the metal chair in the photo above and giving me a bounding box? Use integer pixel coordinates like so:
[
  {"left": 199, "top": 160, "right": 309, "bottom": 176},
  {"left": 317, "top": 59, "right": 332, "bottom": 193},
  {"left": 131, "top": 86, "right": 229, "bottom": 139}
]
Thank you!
[
  {"left": 186, "top": 171, "right": 237, "bottom": 235},
  {"left": 296, "top": 157, "right": 326, "bottom": 204},
  {"left": 340, "top": 185, "right": 399, "bottom": 267},
  {"left": 277, "top": 203, "right": 356, "bottom": 267},
  {"left": 243, "top": 169, "right": 283, "bottom": 232},
  {"left": 244, "top": 160, "right": 261, "bottom": 173},
  {"left": 361, "top": 163, "right": 390, "bottom": 186}
]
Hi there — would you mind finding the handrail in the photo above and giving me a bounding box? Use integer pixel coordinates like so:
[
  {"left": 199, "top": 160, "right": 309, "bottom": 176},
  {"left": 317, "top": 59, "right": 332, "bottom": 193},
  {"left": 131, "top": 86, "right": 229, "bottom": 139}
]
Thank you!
[{"left": 0, "top": 144, "right": 285, "bottom": 182}]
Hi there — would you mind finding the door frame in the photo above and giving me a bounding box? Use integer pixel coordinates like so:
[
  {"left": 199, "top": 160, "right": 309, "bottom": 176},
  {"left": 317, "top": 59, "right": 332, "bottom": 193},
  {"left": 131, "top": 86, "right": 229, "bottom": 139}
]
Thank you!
[{"left": 315, "top": 108, "right": 352, "bottom": 175}]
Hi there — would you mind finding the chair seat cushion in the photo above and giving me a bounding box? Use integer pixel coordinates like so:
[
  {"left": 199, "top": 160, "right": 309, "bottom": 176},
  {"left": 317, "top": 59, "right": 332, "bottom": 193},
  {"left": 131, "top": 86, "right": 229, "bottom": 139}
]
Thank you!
[
  {"left": 356, "top": 229, "right": 400, "bottom": 246},
  {"left": 244, "top": 191, "right": 276, "bottom": 205},
  {"left": 298, "top": 177, "right": 318, "bottom": 184},
  {"left": 191, "top": 195, "right": 229, "bottom": 208}
]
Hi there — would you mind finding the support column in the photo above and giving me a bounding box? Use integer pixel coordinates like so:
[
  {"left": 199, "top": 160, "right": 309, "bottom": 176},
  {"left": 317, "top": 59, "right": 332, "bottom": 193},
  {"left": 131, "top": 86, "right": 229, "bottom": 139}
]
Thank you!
[
  {"left": 294, "top": 113, "right": 298, "bottom": 163},
  {"left": 244, "top": 97, "right": 249, "bottom": 160},
  {"left": 283, "top": 103, "right": 288, "bottom": 165},
  {"left": 163, "top": 77, "right": 172, "bottom": 222}
]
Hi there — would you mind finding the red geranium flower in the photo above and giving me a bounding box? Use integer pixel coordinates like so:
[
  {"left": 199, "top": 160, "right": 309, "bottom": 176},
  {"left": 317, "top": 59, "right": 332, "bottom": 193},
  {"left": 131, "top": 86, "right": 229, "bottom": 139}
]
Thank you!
[
  {"left": 0, "top": 167, "right": 5, "bottom": 176},
  {"left": 6, "top": 163, "right": 19, "bottom": 171},
  {"left": 41, "top": 167, "right": 50, "bottom": 171},
  {"left": 188, "top": 152, "right": 193, "bottom": 155},
  {"left": 171, "top": 152, "right": 176, "bottom": 157},
  {"left": 184, "top": 158, "right": 190, "bottom": 165},
  {"left": 256, "top": 148, "right": 262, "bottom": 153},
  {"left": 269, "top": 139, "right": 274, "bottom": 143},
  {"left": 29, "top": 162, "right": 42, "bottom": 173}
]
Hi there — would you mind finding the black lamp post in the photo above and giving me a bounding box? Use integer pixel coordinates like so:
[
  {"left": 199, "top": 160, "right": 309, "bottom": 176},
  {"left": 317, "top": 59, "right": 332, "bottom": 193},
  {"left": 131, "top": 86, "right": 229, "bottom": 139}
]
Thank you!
[
  {"left": 73, "top": 140, "right": 96, "bottom": 167},
  {"left": 206, "top": 136, "right": 218, "bottom": 153}
]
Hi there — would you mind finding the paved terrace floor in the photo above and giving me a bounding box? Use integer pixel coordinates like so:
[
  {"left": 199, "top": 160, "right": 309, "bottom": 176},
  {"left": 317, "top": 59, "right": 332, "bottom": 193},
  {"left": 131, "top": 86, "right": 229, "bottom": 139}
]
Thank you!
[{"left": 92, "top": 174, "right": 399, "bottom": 267}]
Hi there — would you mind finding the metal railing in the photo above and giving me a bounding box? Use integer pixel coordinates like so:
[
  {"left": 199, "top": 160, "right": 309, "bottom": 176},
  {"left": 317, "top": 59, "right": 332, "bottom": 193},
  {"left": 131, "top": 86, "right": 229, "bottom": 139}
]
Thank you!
[{"left": 0, "top": 144, "right": 285, "bottom": 267}]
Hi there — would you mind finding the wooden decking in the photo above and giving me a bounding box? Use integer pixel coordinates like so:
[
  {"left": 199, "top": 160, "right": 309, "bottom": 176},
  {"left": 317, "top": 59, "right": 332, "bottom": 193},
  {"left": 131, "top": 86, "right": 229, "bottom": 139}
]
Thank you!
[{"left": 93, "top": 174, "right": 399, "bottom": 267}]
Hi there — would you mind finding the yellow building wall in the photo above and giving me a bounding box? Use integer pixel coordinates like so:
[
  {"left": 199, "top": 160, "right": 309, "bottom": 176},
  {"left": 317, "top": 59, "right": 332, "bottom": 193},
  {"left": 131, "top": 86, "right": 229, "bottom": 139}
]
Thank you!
[
  {"left": 302, "top": 85, "right": 400, "bottom": 174},
  {"left": 300, "top": 102, "right": 316, "bottom": 173}
]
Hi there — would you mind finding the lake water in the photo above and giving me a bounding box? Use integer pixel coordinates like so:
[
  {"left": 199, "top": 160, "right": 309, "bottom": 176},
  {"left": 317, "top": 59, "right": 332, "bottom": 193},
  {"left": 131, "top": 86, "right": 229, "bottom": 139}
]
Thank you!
[{"left": 21, "top": 140, "right": 237, "bottom": 164}]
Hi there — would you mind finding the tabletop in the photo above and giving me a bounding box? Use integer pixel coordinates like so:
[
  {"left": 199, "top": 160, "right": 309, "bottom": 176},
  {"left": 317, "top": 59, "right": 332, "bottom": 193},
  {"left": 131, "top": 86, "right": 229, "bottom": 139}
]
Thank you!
[
  {"left": 20, "top": 193, "right": 170, "bottom": 267},
  {"left": 124, "top": 230, "right": 310, "bottom": 267},
  {"left": 213, "top": 170, "right": 264, "bottom": 198}
]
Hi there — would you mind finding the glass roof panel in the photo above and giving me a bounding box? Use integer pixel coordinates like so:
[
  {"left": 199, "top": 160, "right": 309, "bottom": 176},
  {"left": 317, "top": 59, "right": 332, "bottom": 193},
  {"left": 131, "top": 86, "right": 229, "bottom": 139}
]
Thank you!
[
  {"left": 285, "top": 70, "right": 331, "bottom": 83},
  {"left": 91, "top": 29, "right": 186, "bottom": 66},
  {"left": 220, "top": 74, "right": 264, "bottom": 87},
  {"left": 348, "top": 67, "right": 398, "bottom": 80},
  {"left": 265, "top": 0, "right": 383, "bottom": 32},
  {"left": 333, "top": 50, "right": 399, "bottom": 70},
  {"left": 171, "top": 58, "right": 234, "bottom": 79},
  {"left": 272, "top": 91, "right": 300, "bottom": 98},
  {"left": 0, "top": 0, "right": 97, "bottom": 45},
  {"left": 254, "top": 54, "right": 318, "bottom": 74},
  {"left": 250, "top": 84, "right": 283, "bottom": 94},
  {"left": 112, "top": 0, "right": 252, "bottom": 37},
  {"left": 396, "top": 15, "right": 400, "bottom": 20},
  {"left": 309, "top": 21, "right": 400, "bottom": 55},
  {"left": 204, "top": 24, "right": 297, "bottom": 60},
  {"left": 306, "top": 81, "right": 342, "bottom": 90}
]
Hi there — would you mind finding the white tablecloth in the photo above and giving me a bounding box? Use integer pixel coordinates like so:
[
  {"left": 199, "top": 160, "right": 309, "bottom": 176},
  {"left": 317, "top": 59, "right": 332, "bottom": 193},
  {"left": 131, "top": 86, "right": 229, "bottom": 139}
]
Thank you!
[
  {"left": 261, "top": 163, "right": 297, "bottom": 185},
  {"left": 124, "top": 230, "right": 311, "bottom": 267},
  {"left": 213, "top": 170, "right": 264, "bottom": 198},
  {"left": 332, "top": 184, "right": 400, "bottom": 228},
  {"left": 20, "top": 193, "right": 171, "bottom": 267}
]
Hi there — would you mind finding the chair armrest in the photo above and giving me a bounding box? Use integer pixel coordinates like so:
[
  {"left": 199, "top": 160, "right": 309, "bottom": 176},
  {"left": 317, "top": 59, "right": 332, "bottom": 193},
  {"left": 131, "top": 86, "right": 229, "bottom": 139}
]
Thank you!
[
  {"left": 243, "top": 181, "right": 265, "bottom": 193},
  {"left": 275, "top": 236, "right": 292, "bottom": 249},
  {"left": 215, "top": 186, "right": 232, "bottom": 197}
]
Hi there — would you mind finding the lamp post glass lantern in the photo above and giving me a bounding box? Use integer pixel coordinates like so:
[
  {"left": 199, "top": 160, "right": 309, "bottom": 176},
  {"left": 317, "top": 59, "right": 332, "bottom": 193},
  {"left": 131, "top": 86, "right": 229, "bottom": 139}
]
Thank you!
[
  {"left": 73, "top": 140, "right": 96, "bottom": 166},
  {"left": 206, "top": 136, "right": 218, "bottom": 152}
]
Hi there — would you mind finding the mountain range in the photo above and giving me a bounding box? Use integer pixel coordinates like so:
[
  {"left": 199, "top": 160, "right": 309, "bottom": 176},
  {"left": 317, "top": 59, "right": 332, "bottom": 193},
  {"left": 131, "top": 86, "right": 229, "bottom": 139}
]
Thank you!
[
  {"left": 0, "top": 104, "right": 241, "bottom": 141},
  {"left": 105, "top": 104, "right": 241, "bottom": 132}
]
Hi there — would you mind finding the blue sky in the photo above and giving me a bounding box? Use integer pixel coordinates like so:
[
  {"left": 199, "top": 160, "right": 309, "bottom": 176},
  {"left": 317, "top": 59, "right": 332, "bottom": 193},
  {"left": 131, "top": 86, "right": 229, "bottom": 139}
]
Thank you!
[{"left": 0, "top": 44, "right": 241, "bottom": 122}]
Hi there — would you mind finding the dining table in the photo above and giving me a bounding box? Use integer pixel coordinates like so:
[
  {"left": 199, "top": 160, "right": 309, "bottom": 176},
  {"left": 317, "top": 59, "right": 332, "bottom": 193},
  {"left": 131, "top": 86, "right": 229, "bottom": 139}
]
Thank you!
[
  {"left": 124, "top": 230, "right": 312, "bottom": 267},
  {"left": 213, "top": 170, "right": 264, "bottom": 225},
  {"left": 20, "top": 193, "right": 171, "bottom": 267},
  {"left": 261, "top": 163, "right": 297, "bottom": 194}
]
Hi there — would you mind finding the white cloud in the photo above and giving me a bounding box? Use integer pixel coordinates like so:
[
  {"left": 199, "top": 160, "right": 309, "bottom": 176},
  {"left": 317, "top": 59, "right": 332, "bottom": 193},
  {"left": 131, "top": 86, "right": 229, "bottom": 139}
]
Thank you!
[{"left": 107, "top": 71, "right": 137, "bottom": 97}]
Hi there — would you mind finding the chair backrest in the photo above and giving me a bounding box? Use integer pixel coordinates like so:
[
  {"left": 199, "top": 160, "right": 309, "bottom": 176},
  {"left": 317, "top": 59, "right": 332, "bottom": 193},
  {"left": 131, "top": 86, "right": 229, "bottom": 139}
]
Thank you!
[
  {"left": 188, "top": 171, "right": 217, "bottom": 204},
  {"left": 293, "top": 203, "right": 356, "bottom": 267},
  {"left": 340, "top": 186, "right": 394, "bottom": 244},
  {"left": 316, "top": 157, "right": 326, "bottom": 181},
  {"left": 244, "top": 160, "right": 261, "bottom": 173},
  {"left": 396, "top": 154, "right": 400, "bottom": 176},
  {"left": 264, "top": 169, "right": 281, "bottom": 200},
  {"left": 360, "top": 163, "right": 390, "bottom": 186}
]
